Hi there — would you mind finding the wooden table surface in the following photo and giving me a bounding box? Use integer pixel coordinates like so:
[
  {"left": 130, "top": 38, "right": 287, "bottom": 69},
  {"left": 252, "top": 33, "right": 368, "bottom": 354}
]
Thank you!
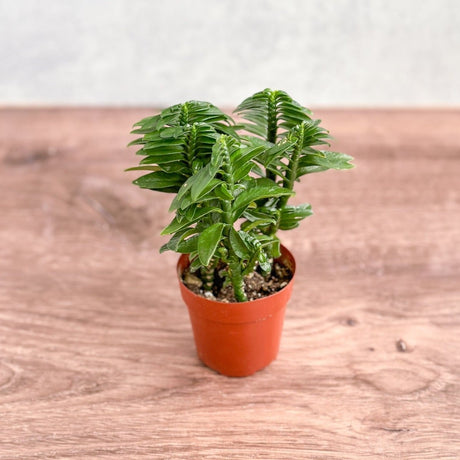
[{"left": 0, "top": 108, "right": 459, "bottom": 459}]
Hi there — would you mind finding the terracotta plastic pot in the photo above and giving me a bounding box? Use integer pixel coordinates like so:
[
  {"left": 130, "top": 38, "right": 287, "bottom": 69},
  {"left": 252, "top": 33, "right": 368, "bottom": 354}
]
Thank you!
[{"left": 177, "top": 245, "right": 296, "bottom": 377}]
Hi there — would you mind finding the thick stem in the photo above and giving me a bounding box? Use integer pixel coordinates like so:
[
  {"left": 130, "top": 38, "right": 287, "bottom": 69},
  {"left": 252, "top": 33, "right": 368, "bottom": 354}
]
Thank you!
[
  {"left": 229, "top": 258, "right": 247, "bottom": 302},
  {"left": 219, "top": 137, "right": 248, "bottom": 302},
  {"left": 179, "top": 102, "right": 189, "bottom": 125},
  {"left": 185, "top": 123, "right": 197, "bottom": 173},
  {"left": 282, "top": 145, "right": 300, "bottom": 193},
  {"left": 266, "top": 92, "right": 278, "bottom": 182},
  {"left": 222, "top": 206, "right": 247, "bottom": 301},
  {"left": 200, "top": 264, "right": 215, "bottom": 291},
  {"left": 267, "top": 91, "right": 278, "bottom": 144},
  {"left": 242, "top": 252, "right": 258, "bottom": 277},
  {"left": 271, "top": 126, "right": 305, "bottom": 236},
  {"left": 281, "top": 126, "right": 304, "bottom": 206}
]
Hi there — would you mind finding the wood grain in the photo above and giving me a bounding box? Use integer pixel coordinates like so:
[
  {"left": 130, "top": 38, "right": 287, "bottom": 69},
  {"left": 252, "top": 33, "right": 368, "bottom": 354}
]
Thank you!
[{"left": 0, "top": 108, "right": 459, "bottom": 459}]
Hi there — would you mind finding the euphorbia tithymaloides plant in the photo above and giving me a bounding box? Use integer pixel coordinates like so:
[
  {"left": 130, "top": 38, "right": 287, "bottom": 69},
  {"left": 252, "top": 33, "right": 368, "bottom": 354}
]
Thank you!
[{"left": 127, "top": 90, "right": 354, "bottom": 302}]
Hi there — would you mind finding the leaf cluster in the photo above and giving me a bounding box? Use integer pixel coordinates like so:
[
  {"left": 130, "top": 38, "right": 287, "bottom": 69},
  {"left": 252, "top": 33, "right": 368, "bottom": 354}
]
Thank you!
[{"left": 127, "top": 90, "right": 354, "bottom": 301}]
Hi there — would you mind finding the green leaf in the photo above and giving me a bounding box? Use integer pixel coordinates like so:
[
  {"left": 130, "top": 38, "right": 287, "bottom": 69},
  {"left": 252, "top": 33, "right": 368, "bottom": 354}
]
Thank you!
[
  {"left": 179, "top": 179, "right": 221, "bottom": 210},
  {"left": 159, "top": 228, "right": 197, "bottom": 253},
  {"left": 229, "top": 228, "right": 252, "bottom": 259},
  {"left": 127, "top": 137, "right": 147, "bottom": 147},
  {"left": 189, "top": 255, "right": 203, "bottom": 273},
  {"left": 243, "top": 207, "right": 278, "bottom": 223},
  {"left": 230, "top": 144, "right": 265, "bottom": 181},
  {"left": 142, "top": 143, "right": 185, "bottom": 154},
  {"left": 269, "top": 238, "right": 281, "bottom": 258},
  {"left": 296, "top": 165, "right": 328, "bottom": 176},
  {"left": 158, "top": 162, "right": 190, "bottom": 175},
  {"left": 279, "top": 204, "right": 313, "bottom": 230},
  {"left": 239, "top": 122, "right": 267, "bottom": 138},
  {"left": 140, "top": 153, "right": 185, "bottom": 164},
  {"left": 160, "top": 126, "right": 184, "bottom": 138},
  {"left": 263, "top": 140, "right": 296, "bottom": 167},
  {"left": 233, "top": 162, "right": 254, "bottom": 182},
  {"left": 232, "top": 178, "right": 294, "bottom": 220},
  {"left": 307, "top": 150, "right": 354, "bottom": 169},
  {"left": 161, "top": 206, "right": 222, "bottom": 235},
  {"left": 133, "top": 171, "right": 185, "bottom": 191},
  {"left": 177, "top": 234, "right": 199, "bottom": 254},
  {"left": 251, "top": 163, "right": 265, "bottom": 178},
  {"left": 240, "top": 218, "right": 274, "bottom": 232},
  {"left": 197, "top": 223, "right": 225, "bottom": 266},
  {"left": 132, "top": 114, "right": 161, "bottom": 130},
  {"left": 258, "top": 250, "right": 271, "bottom": 275},
  {"left": 125, "top": 165, "right": 161, "bottom": 172},
  {"left": 231, "top": 145, "right": 264, "bottom": 170},
  {"left": 214, "top": 183, "right": 234, "bottom": 201},
  {"left": 296, "top": 151, "right": 354, "bottom": 178},
  {"left": 170, "top": 163, "right": 211, "bottom": 210},
  {"left": 191, "top": 162, "right": 220, "bottom": 201}
]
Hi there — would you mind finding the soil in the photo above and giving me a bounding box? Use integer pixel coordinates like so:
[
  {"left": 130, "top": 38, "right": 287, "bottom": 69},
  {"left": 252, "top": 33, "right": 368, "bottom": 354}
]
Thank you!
[{"left": 182, "top": 261, "right": 293, "bottom": 303}]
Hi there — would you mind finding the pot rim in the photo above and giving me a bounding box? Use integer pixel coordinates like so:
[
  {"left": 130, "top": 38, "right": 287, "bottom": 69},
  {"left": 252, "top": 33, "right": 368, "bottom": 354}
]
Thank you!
[{"left": 176, "top": 244, "right": 296, "bottom": 306}]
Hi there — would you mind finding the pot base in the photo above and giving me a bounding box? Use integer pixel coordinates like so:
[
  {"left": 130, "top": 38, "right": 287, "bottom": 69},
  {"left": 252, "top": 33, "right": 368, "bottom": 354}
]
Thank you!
[{"left": 177, "top": 245, "right": 296, "bottom": 377}]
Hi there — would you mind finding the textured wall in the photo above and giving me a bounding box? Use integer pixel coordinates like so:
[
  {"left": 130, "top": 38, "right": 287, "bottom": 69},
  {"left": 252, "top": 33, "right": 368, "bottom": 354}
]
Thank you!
[{"left": 1, "top": 0, "right": 459, "bottom": 106}]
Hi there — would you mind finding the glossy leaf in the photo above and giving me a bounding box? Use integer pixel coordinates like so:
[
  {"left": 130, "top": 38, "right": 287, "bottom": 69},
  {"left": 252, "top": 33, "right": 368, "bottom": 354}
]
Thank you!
[
  {"left": 159, "top": 228, "right": 197, "bottom": 253},
  {"left": 189, "top": 255, "right": 203, "bottom": 273},
  {"left": 229, "top": 228, "right": 252, "bottom": 259},
  {"left": 258, "top": 250, "right": 271, "bottom": 274},
  {"left": 140, "top": 153, "right": 185, "bottom": 164},
  {"left": 177, "top": 234, "right": 199, "bottom": 254},
  {"left": 198, "top": 223, "right": 225, "bottom": 265},
  {"left": 214, "top": 183, "right": 234, "bottom": 201},
  {"left": 191, "top": 162, "right": 220, "bottom": 201},
  {"left": 178, "top": 179, "right": 221, "bottom": 210},
  {"left": 161, "top": 206, "right": 222, "bottom": 235},
  {"left": 125, "top": 165, "right": 161, "bottom": 172},
  {"left": 133, "top": 171, "right": 185, "bottom": 191},
  {"left": 232, "top": 178, "right": 294, "bottom": 220},
  {"left": 240, "top": 218, "right": 272, "bottom": 232},
  {"left": 299, "top": 150, "right": 354, "bottom": 170},
  {"left": 279, "top": 204, "right": 313, "bottom": 230}
]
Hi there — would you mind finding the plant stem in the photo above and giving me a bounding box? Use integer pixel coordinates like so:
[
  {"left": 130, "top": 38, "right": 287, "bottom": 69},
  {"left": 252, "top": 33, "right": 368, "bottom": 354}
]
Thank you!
[
  {"left": 199, "top": 213, "right": 216, "bottom": 290},
  {"left": 267, "top": 91, "right": 278, "bottom": 144},
  {"left": 242, "top": 252, "right": 258, "bottom": 277},
  {"left": 220, "top": 137, "right": 248, "bottom": 302},
  {"left": 268, "top": 125, "right": 305, "bottom": 237},
  {"left": 223, "top": 204, "right": 248, "bottom": 301},
  {"left": 266, "top": 91, "right": 278, "bottom": 182},
  {"left": 185, "top": 123, "right": 197, "bottom": 173},
  {"left": 229, "top": 258, "right": 247, "bottom": 302},
  {"left": 280, "top": 125, "right": 305, "bottom": 207},
  {"left": 200, "top": 265, "right": 215, "bottom": 291}
]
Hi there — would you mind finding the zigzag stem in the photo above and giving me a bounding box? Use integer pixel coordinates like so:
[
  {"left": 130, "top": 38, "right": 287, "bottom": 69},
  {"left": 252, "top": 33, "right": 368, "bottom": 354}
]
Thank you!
[
  {"left": 242, "top": 251, "right": 258, "bottom": 277},
  {"left": 266, "top": 91, "right": 278, "bottom": 182},
  {"left": 200, "top": 259, "right": 218, "bottom": 291},
  {"left": 279, "top": 124, "right": 304, "bottom": 208},
  {"left": 268, "top": 124, "right": 305, "bottom": 237},
  {"left": 220, "top": 137, "right": 248, "bottom": 302},
  {"left": 185, "top": 123, "right": 197, "bottom": 174}
]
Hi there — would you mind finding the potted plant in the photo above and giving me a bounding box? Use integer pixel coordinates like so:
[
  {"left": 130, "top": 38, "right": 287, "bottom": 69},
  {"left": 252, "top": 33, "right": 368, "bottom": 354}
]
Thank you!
[{"left": 127, "top": 89, "right": 353, "bottom": 376}]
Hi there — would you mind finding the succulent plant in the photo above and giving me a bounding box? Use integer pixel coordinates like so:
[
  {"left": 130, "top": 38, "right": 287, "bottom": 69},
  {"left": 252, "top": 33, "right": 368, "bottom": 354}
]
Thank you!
[{"left": 128, "top": 89, "right": 353, "bottom": 301}]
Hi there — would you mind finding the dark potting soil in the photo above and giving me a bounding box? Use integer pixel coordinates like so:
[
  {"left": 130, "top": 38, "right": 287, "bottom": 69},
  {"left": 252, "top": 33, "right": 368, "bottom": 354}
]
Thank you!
[{"left": 182, "top": 262, "right": 293, "bottom": 303}]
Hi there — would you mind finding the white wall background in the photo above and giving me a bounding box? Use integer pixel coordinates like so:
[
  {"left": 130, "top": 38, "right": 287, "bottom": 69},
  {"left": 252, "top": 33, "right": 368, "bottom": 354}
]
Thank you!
[{"left": 1, "top": 0, "right": 459, "bottom": 107}]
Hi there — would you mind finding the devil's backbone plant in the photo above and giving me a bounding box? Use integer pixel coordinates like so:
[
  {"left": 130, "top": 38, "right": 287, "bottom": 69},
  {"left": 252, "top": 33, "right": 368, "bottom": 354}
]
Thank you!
[{"left": 127, "top": 90, "right": 353, "bottom": 302}]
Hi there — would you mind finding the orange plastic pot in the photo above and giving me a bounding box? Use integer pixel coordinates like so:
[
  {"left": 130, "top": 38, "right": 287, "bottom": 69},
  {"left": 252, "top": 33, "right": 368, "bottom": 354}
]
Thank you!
[{"left": 177, "top": 245, "right": 295, "bottom": 377}]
